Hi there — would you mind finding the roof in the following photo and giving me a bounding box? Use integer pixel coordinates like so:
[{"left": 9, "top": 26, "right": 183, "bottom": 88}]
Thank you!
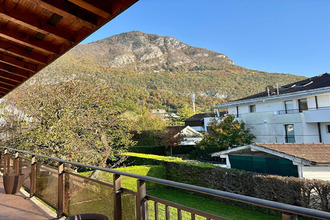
[
  {"left": 0, "top": 0, "right": 138, "bottom": 98},
  {"left": 176, "top": 126, "right": 203, "bottom": 138},
  {"left": 212, "top": 143, "right": 330, "bottom": 165},
  {"left": 237, "top": 73, "right": 330, "bottom": 101},
  {"left": 215, "top": 73, "right": 330, "bottom": 109},
  {"left": 185, "top": 112, "right": 218, "bottom": 122}
]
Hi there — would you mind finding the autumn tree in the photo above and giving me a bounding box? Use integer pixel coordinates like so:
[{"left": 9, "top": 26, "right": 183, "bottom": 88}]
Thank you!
[
  {"left": 160, "top": 127, "right": 184, "bottom": 156},
  {"left": 197, "top": 115, "right": 255, "bottom": 151},
  {"left": 3, "top": 80, "right": 136, "bottom": 167}
]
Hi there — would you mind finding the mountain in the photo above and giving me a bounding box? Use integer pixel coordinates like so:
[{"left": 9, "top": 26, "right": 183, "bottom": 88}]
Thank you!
[
  {"left": 30, "top": 31, "right": 305, "bottom": 112},
  {"left": 69, "top": 31, "right": 233, "bottom": 72}
]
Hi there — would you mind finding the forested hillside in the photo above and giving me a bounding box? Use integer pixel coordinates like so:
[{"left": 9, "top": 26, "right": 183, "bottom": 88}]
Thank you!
[{"left": 29, "top": 31, "right": 305, "bottom": 112}]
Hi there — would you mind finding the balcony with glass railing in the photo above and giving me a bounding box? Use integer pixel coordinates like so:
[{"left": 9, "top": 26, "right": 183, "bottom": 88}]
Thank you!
[{"left": 0, "top": 146, "right": 329, "bottom": 220}]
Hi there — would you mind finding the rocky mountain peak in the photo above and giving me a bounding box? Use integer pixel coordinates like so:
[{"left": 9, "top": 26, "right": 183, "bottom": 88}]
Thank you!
[{"left": 70, "top": 31, "right": 233, "bottom": 72}]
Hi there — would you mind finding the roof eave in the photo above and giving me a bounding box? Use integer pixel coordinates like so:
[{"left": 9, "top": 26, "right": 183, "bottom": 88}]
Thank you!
[{"left": 214, "top": 86, "right": 330, "bottom": 109}]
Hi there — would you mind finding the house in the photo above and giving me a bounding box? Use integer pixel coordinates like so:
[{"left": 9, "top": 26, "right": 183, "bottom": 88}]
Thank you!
[
  {"left": 185, "top": 112, "right": 225, "bottom": 133},
  {"left": 175, "top": 125, "right": 203, "bottom": 145},
  {"left": 214, "top": 73, "right": 330, "bottom": 143},
  {"left": 211, "top": 143, "right": 330, "bottom": 181}
]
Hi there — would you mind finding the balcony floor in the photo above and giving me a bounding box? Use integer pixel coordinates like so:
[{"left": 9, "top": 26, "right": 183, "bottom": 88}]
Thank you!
[{"left": 0, "top": 178, "right": 53, "bottom": 220}]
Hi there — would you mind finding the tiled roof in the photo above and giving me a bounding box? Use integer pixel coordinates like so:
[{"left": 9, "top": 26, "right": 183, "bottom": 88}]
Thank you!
[
  {"left": 255, "top": 143, "right": 330, "bottom": 164},
  {"left": 237, "top": 73, "right": 330, "bottom": 101}
]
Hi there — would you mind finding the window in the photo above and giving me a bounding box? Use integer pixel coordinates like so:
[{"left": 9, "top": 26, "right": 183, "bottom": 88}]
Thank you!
[
  {"left": 284, "top": 100, "right": 294, "bottom": 114},
  {"left": 298, "top": 98, "right": 308, "bottom": 112},
  {"left": 285, "top": 124, "right": 295, "bottom": 143},
  {"left": 327, "top": 125, "right": 330, "bottom": 133},
  {"left": 249, "top": 105, "right": 256, "bottom": 113}
]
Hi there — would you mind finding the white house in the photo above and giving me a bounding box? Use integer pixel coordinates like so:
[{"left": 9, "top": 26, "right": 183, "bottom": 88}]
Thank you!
[
  {"left": 214, "top": 73, "right": 330, "bottom": 143},
  {"left": 211, "top": 143, "right": 330, "bottom": 181},
  {"left": 175, "top": 126, "right": 203, "bottom": 145}
]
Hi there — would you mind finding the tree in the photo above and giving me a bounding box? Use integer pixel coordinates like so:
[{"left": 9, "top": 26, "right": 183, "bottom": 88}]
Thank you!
[
  {"left": 3, "top": 81, "right": 136, "bottom": 167},
  {"left": 160, "top": 127, "right": 184, "bottom": 156},
  {"left": 197, "top": 115, "right": 255, "bottom": 151},
  {"left": 177, "top": 104, "right": 195, "bottom": 122}
]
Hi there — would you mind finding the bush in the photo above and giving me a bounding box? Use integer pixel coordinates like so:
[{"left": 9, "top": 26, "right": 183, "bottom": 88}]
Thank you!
[
  {"left": 172, "top": 145, "right": 195, "bottom": 154},
  {"left": 165, "top": 162, "right": 330, "bottom": 212},
  {"left": 128, "top": 146, "right": 166, "bottom": 155}
]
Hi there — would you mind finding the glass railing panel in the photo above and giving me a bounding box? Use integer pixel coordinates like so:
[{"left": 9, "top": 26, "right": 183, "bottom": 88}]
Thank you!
[
  {"left": 64, "top": 172, "right": 114, "bottom": 219},
  {"left": 122, "top": 190, "right": 136, "bottom": 219},
  {"left": 35, "top": 163, "right": 58, "bottom": 209},
  {"left": 21, "top": 157, "right": 31, "bottom": 191}
]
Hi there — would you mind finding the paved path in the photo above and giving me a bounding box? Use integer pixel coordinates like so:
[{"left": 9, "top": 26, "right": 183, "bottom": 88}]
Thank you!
[{"left": 0, "top": 178, "right": 54, "bottom": 220}]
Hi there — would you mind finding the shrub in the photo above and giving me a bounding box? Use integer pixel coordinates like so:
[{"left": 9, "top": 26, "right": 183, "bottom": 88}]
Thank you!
[{"left": 128, "top": 146, "right": 166, "bottom": 155}]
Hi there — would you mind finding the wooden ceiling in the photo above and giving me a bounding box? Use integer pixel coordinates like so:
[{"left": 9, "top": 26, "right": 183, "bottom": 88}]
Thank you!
[{"left": 0, "top": 0, "right": 138, "bottom": 98}]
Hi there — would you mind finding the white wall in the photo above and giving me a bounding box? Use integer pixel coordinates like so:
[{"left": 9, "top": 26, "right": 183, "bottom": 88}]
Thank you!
[
  {"left": 225, "top": 93, "right": 330, "bottom": 143},
  {"left": 321, "top": 122, "right": 330, "bottom": 142},
  {"left": 301, "top": 166, "right": 330, "bottom": 181}
]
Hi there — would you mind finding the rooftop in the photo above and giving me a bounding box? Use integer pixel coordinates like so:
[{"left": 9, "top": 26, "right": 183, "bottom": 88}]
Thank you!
[
  {"left": 212, "top": 143, "right": 330, "bottom": 165},
  {"left": 237, "top": 73, "right": 330, "bottom": 101},
  {"left": 255, "top": 143, "right": 330, "bottom": 164}
]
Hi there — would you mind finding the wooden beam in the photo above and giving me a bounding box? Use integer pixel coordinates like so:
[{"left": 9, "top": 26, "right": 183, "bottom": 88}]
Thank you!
[
  {"left": 25, "top": 0, "right": 98, "bottom": 30},
  {"left": 0, "top": 40, "right": 48, "bottom": 65},
  {"left": 0, "top": 70, "right": 24, "bottom": 83},
  {"left": 0, "top": 5, "right": 75, "bottom": 43},
  {"left": 0, "top": 77, "right": 18, "bottom": 87},
  {"left": 0, "top": 62, "right": 31, "bottom": 78},
  {"left": 0, "top": 53, "right": 38, "bottom": 73},
  {"left": 0, "top": 83, "right": 13, "bottom": 91},
  {"left": 67, "top": 0, "right": 111, "bottom": 19},
  {"left": 0, "top": 26, "right": 60, "bottom": 55}
]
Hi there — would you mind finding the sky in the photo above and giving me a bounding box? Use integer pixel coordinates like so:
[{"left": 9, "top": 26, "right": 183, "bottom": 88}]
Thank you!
[{"left": 82, "top": 0, "right": 330, "bottom": 78}]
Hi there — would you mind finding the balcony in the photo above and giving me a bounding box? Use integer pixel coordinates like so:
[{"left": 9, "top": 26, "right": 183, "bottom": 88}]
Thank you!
[
  {"left": 304, "top": 107, "right": 330, "bottom": 123},
  {"left": 0, "top": 146, "right": 329, "bottom": 220}
]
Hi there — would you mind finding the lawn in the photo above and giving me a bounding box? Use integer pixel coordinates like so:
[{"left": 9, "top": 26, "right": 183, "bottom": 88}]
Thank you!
[
  {"left": 147, "top": 189, "right": 280, "bottom": 220},
  {"left": 78, "top": 167, "right": 280, "bottom": 220}
]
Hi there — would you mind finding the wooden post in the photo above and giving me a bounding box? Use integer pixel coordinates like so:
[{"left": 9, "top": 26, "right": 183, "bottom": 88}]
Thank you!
[
  {"left": 282, "top": 213, "right": 298, "bottom": 220},
  {"left": 19, "top": 157, "right": 22, "bottom": 174},
  {"left": 113, "top": 174, "right": 122, "bottom": 220},
  {"left": 57, "top": 162, "right": 64, "bottom": 218},
  {"left": 14, "top": 152, "right": 19, "bottom": 174},
  {"left": 30, "top": 156, "right": 36, "bottom": 197},
  {"left": 136, "top": 179, "right": 148, "bottom": 220}
]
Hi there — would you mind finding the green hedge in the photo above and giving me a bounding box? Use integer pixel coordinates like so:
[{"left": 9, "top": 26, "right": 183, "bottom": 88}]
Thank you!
[
  {"left": 128, "top": 145, "right": 196, "bottom": 156},
  {"left": 165, "top": 162, "right": 330, "bottom": 212},
  {"left": 172, "top": 145, "right": 195, "bottom": 154},
  {"left": 128, "top": 146, "right": 166, "bottom": 155}
]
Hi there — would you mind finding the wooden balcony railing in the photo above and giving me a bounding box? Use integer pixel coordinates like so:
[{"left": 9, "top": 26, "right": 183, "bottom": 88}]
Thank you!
[{"left": 1, "top": 146, "right": 329, "bottom": 220}]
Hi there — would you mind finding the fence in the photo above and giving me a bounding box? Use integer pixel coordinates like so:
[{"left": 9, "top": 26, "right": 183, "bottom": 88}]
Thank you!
[{"left": 0, "top": 146, "right": 329, "bottom": 220}]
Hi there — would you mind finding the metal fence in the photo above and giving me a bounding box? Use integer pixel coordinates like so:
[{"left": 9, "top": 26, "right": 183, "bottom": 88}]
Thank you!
[{"left": 0, "top": 146, "right": 329, "bottom": 220}]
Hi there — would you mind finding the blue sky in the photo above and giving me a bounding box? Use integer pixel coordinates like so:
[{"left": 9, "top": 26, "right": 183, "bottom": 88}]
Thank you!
[{"left": 82, "top": 0, "right": 330, "bottom": 77}]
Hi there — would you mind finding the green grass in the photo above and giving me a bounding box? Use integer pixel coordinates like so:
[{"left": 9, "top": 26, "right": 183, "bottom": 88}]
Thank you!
[
  {"left": 78, "top": 165, "right": 280, "bottom": 220},
  {"left": 147, "top": 189, "right": 280, "bottom": 220}
]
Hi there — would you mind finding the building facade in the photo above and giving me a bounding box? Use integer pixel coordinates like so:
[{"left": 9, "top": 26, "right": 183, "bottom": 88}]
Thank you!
[{"left": 214, "top": 74, "right": 330, "bottom": 143}]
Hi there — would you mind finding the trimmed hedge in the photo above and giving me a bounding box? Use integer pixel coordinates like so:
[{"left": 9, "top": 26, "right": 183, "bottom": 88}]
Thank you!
[
  {"left": 165, "top": 162, "right": 330, "bottom": 212},
  {"left": 128, "top": 146, "right": 166, "bottom": 155},
  {"left": 128, "top": 145, "right": 196, "bottom": 156}
]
